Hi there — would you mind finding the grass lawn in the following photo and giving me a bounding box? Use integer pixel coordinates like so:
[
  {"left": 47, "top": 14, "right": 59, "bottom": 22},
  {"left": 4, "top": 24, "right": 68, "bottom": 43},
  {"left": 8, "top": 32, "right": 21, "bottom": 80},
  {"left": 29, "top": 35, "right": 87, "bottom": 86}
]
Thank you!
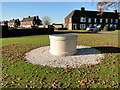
[{"left": 1, "top": 33, "right": 119, "bottom": 88}]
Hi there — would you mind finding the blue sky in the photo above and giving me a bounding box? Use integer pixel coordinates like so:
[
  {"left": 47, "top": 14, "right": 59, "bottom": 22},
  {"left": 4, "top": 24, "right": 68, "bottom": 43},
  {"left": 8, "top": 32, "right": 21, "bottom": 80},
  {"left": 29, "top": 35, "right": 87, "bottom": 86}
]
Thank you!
[{"left": 1, "top": 2, "right": 117, "bottom": 24}]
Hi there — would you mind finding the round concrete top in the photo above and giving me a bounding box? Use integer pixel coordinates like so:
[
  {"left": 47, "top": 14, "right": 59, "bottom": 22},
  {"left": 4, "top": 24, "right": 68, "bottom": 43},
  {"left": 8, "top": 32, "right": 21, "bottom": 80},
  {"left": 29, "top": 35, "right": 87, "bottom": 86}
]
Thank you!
[{"left": 49, "top": 34, "right": 78, "bottom": 40}]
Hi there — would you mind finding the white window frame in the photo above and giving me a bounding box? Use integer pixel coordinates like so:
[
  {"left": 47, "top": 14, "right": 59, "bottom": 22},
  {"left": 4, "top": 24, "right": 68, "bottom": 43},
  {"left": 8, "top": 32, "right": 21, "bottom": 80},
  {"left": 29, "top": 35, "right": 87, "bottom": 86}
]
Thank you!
[
  {"left": 80, "top": 24, "right": 86, "bottom": 29},
  {"left": 94, "top": 18, "right": 97, "bottom": 23},
  {"left": 88, "top": 18, "right": 91, "bottom": 23},
  {"left": 100, "top": 19, "right": 102, "bottom": 23},
  {"left": 73, "top": 24, "right": 77, "bottom": 30},
  {"left": 106, "top": 19, "right": 108, "bottom": 23},
  {"left": 106, "top": 24, "right": 109, "bottom": 26},
  {"left": 115, "top": 19, "right": 118, "bottom": 23},
  {"left": 110, "top": 24, "right": 113, "bottom": 27},
  {"left": 89, "top": 24, "right": 92, "bottom": 27},
  {"left": 94, "top": 24, "right": 97, "bottom": 27},
  {"left": 114, "top": 24, "right": 117, "bottom": 28},
  {"left": 80, "top": 17, "right": 86, "bottom": 22}
]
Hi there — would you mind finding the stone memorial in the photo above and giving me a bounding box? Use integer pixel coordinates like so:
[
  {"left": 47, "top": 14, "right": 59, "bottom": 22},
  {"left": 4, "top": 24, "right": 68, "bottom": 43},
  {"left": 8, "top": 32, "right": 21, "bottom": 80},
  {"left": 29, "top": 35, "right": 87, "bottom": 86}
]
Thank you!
[
  {"left": 49, "top": 34, "right": 78, "bottom": 56},
  {"left": 25, "top": 34, "right": 104, "bottom": 68}
]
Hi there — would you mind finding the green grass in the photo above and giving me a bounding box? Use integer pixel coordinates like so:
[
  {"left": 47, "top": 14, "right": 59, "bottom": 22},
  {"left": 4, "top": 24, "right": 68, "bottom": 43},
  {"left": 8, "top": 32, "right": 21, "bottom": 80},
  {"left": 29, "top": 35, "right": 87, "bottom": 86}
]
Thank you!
[
  {"left": 1, "top": 33, "right": 119, "bottom": 88},
  {"left": 2, "top": 35, "right": 50, "bottom": 46}
]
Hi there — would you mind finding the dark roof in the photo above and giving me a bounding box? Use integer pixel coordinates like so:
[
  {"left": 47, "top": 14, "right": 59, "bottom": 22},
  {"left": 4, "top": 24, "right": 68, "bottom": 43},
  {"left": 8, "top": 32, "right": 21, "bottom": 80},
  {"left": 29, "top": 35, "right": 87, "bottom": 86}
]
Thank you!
[
  {"left": 21, "top": 16, "right": 39, "bottom": 22},
  {"left": 65, "top": 10, "right": 119, "bottom": 19},
  {"left": 21, "top": 17, "right": 35, "bottom": 22},
  {"left": 8, "top": 19, "right": 19, "bottom": 23}
]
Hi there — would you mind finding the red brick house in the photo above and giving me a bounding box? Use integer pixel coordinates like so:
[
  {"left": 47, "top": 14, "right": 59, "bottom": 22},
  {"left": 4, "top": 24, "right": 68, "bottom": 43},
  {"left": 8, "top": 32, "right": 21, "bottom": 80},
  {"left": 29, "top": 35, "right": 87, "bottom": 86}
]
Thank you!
[
  {"left": 0, "top": 21, "right": 8, "bottom": 26},
  {"left": 20, "top": 16, "right": 42, "bottom": 28},
  {"left": 8, "top": 19, "right": 20, "bottom": 27},
  {"left": 65, "top": 7, "right": 120, "bottom": 30}
]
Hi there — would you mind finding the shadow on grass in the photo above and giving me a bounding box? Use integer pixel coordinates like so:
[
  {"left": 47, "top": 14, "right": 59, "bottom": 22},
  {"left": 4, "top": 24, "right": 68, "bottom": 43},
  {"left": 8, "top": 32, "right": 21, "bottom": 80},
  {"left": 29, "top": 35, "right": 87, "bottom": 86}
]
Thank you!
[
  {"left": 2, "top": 28, "right": 54, "bottom": 38},
  {"left": 93, "top": 47, "right": 120, "bottom": 53},
  {"left": 74, "top": 46, "right": 120, "bottom": 55},
  {"left": 54, "top": 31, "right": 94, "bottom": 34}
]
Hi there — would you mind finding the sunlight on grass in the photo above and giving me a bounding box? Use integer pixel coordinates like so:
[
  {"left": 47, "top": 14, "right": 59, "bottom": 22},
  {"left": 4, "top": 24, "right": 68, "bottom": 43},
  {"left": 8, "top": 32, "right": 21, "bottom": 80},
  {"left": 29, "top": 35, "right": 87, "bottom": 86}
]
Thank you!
[
  {"left": 1, "top": 33, "right": 119, "bottom": 88},
  {"left": 1, "top": 35, "right": 50, "bottom": 46}
]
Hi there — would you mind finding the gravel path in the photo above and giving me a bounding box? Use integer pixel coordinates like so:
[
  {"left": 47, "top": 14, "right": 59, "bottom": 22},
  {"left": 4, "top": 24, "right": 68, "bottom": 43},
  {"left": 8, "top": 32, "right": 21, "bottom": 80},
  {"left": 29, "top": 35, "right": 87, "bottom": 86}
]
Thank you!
[{"left": 25, "top": 45, "right": 104, "bottom": 68}]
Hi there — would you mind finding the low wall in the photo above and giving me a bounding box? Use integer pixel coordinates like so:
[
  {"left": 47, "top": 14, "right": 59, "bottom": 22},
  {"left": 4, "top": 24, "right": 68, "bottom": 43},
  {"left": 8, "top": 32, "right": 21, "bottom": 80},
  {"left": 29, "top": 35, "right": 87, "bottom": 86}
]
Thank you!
[
  {"left": 54, "top": 28, "right": 68, "bottom": 30},
  {"left": 2, "top": 27, "right": 54, "bottom": 38}
]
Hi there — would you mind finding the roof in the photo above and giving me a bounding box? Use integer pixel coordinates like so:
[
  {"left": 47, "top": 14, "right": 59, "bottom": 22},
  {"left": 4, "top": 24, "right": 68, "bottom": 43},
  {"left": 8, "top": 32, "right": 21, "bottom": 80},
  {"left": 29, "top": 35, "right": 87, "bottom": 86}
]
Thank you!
[
  {"left": 21, "top": 17, "right": 35, "bottom": 22},
  {"left": 8, "top": 19, "right": 19, "bottom": 23},
  {"left": 65, "top": 10, "right": 119, "bottom": 19},
  {"left": 0, "top": 21, "right": 8, "bottom": 24},
  {"left": 21, "top": 16, "right": 42, "bottom": 22}
]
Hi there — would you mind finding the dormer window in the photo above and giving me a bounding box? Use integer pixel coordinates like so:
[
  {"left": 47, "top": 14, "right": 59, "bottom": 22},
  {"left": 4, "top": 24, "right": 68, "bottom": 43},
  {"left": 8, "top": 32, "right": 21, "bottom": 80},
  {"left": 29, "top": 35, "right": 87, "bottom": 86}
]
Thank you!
[{"left": 80, "top": 17, "right": 86, "bottom": 22}]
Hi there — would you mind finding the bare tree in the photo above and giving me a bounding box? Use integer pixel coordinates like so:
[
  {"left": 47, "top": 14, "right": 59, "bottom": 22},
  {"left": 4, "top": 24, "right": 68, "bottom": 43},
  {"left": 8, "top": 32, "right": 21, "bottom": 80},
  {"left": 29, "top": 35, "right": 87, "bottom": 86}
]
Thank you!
[
  {"left": 97, "top": 0, "right": 120, "bottom": 12},
  {"left": 42, "top": 16, "right": 52, "bottom": 25}
]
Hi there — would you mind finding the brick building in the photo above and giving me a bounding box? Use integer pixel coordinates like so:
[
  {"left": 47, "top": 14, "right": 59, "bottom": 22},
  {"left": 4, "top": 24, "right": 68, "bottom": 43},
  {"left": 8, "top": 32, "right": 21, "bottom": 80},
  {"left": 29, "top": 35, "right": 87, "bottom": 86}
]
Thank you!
[
  {"left": 20, "top": 16, "right": 42, "bottom": 28},
  {"left": 0, "top": 21, "right": 8, "bottom": 26},
  {"left": 8, "top": 19, "right": 20, "bottom": 27},
  {"left": 65, "top": 7, "right": 120, "bottom": 30},
  {"left": 52, "top": 23, "right": 63, "bottom": 29}
]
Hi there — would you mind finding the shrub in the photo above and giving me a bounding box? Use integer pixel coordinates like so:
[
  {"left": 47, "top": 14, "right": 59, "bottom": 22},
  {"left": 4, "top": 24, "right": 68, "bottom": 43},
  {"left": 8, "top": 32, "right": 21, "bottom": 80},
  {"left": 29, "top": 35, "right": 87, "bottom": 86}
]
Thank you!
[{"left": 103, "top": 26, "right": 109, "bottom": 31}]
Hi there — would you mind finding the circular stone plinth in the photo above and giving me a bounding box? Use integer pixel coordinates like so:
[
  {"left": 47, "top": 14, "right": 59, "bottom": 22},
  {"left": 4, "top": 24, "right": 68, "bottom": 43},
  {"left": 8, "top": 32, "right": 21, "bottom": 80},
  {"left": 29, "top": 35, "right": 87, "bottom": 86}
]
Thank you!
[
  {"left": 24, "top": 45, "right": 104, "bottom": 68},
  {"left": 49, "top": 34, "right": 78, "bottom": 56}
]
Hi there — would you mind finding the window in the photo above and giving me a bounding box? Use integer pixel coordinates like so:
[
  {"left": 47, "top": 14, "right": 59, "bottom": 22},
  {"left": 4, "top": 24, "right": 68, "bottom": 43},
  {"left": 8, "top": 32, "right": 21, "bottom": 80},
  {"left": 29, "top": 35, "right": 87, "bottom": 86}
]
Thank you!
[
  {"left": 80, "top": 24, "right": 86, "bottom": 29},
  {"left": 111, "top": 19, "right": 113, "bottom": 23},
  {"left": 100, "top": 19, "right": 102, "bottom": 23},
  {"left": 110, "top": 24, "right": 113, "bottom": 27},
  {"left": 89, "top": 24, "right": 92, "bottom": 27},
  {"left": 115, "top": 19, "right": 118, "bottom": 23},
  {"left": 88, "top": 18, "right": 91, "bottom": 23},
  {"left": 94, "top": 24, "right": 97, "bottom": 27},
  {"left": 106, "top": 24, "right": 109, "bottom": 26},
  {"left": 106, "top": 19, "right": 108, "bottom": 23},
  {"left": 73, "top": 24, "right": 77, "bottom": 30},
  {"left": 114, "top": 24, "right": 117, "bottom": 28},
  {"left": 94, "top": 18, "right": 97, "bottom": 23},
  {"left": 80, "top": 17, "right": 86, "bottom": 22}
]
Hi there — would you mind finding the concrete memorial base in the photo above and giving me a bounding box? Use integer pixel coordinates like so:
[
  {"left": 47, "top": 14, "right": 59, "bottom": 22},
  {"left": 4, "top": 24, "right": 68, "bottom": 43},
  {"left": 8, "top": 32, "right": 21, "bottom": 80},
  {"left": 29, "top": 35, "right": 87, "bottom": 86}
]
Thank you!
[{"left": 25, "top": 45, "right": 104, "bottom": 68}]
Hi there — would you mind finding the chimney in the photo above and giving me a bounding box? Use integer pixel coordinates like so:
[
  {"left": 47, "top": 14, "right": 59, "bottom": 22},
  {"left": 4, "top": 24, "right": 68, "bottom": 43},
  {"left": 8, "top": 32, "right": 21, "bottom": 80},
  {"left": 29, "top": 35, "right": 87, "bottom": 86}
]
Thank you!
[
  {"left": 113, "top": 10, "right": 117, "bottom": 13},
  {"left": 28, "top": 16, "right": 30, "bottom": 18},
  {"left": 36, "top": 16, "right": 39, "bottom": 20},
  {"left": 81, "top": 7, "right": 85, "bottom": 11}
]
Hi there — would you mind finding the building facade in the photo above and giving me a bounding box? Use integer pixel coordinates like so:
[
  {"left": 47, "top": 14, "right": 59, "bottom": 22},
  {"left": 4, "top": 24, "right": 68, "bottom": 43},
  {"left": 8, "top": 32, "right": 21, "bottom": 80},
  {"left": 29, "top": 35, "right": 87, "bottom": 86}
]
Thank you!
[
  {"left": 8, "top": 19, "right": 20, "bottom": 27},
  {"left": 52, "top": 24, "right": 63, "bottom": 29},
  {"left": 0, "top": 21, "right": 8, "bottom": 26},
  {"left": 20, "top": 16, "right": 42, "bottom": 28},
  {"left": 65, "top": 7, "right": 120, "bottom": 30}
]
